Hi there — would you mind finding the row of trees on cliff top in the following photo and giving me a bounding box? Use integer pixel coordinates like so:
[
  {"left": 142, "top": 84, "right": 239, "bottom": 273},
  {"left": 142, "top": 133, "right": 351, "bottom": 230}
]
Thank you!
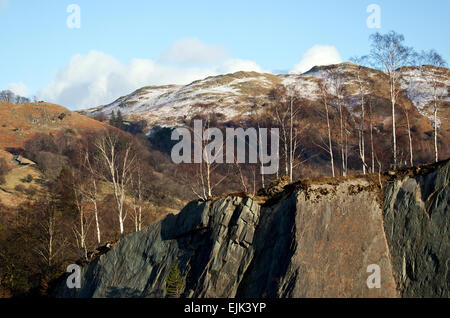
[
  {"left": 367, "top": 31, "right": 446, "bottom": 170},
  {"left": 267, "top": 31, "right": 447, "bottom": 183}
]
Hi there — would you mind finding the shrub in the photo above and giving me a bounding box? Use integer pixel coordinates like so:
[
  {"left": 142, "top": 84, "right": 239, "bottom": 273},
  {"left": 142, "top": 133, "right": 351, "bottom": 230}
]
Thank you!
[
  {"left": 24, "top": 186, "right": 37, "bottom": 196},
  {"left": 33, "top": 151, "right": 66, "bottom": 179},
  {"left": 14, "top": 184, "right": 26, "bottom": 193},
  {"left": 21, "top": 174, "right": 33, "bottom": 183},
  {"left": 165, "top": 263, "right": 184, "bottom": 298},
  {"left": 24, "top": 133, "right": 58, "bottom": 155},
  {"left": 93, "top": 112, "right": 107, "bottom": 122}
]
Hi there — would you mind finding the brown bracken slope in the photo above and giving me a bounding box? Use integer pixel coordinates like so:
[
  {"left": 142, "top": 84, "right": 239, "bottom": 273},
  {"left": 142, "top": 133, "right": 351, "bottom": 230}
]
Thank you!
[{"left": 0, "top": 101, "right": 107, "bottom": 151}]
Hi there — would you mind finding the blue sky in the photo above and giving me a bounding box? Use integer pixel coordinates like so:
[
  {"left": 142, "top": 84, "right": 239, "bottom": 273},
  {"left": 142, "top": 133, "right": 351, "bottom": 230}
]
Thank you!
[{"left": 1, "top": 0, "right": 449, "bottom": 110}]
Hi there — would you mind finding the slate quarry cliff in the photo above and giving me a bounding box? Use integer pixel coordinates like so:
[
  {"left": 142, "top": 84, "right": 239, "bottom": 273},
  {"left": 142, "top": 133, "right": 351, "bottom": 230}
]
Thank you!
[{"left": 55, "top": 160, "right": 449, "bottom": 298}]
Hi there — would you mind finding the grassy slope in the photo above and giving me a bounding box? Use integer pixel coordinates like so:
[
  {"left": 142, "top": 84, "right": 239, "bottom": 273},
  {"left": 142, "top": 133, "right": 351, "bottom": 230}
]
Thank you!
[
  {"left": 0, "top": 101, "right": 107, "bottom": 150},
  {"left": 0, "top": 101, "right": 108, "bottom": 207}
]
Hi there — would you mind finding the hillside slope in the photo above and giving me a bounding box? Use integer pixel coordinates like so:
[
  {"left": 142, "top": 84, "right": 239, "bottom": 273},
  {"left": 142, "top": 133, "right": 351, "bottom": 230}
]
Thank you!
[
  {"left": 0, "top": 101, "right": 107, "bottom": 150},
  {"left": 53, "top": 159, "right": 449, "bottom": 298},
  {"left": 81, "top": 63, "right": 450, "bottom": 172},
  {"left": 0, "top": 101, "right": 109, "bottom": 207},
  {"left": 0, "top": 101, "right": 189, "bottom": 219},
  {"left": 82, "top": 64, "right": 450, "bottom": 130}
]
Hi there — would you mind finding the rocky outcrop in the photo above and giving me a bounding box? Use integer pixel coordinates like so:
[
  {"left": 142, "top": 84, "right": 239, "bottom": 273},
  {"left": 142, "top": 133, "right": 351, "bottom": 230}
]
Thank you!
[
  {"left": 54, "top": 160, "right": 449, "bottom": 298},
  {"left": 382, "top": 162, "right": 449, "bottom": 297}
]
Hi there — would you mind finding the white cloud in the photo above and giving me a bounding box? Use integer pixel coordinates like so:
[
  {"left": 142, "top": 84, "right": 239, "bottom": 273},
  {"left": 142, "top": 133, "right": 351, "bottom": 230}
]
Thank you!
[
  {"left": 39, "top": 45, "right": 267, "bottom": 110},
  {"left": 39, "top": 51, "right": 268, "bottom": 109},
  {"left": 159, "top": 37, "right": 229, "bottom": 65},
  {"left": 290, "top": 45, "right": 342, "bottom": 74},
  {"left": 7, "top": 82, "right": 28, "bottom": 97}
]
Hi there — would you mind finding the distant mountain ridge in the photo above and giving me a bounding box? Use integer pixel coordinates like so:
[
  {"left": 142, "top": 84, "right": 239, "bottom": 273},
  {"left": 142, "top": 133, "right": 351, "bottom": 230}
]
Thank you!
[{"left": 80, "top": 63, "right": 450, "bottom": 130}]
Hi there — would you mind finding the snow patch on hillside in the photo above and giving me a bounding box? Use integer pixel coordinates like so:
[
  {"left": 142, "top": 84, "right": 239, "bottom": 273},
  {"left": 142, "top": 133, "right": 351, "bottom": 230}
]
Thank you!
[
  {"left": 83, "top": 66, "right": 449, "bottom": 129},
  {"left": 281, "top": 75, "right": 320, "bottom": 100},
  {"left": 88, "top": 73, "right": 280, "bottom": 125},
  {"left": 400, "top": 68, "right": 450, "bottom": 123}
]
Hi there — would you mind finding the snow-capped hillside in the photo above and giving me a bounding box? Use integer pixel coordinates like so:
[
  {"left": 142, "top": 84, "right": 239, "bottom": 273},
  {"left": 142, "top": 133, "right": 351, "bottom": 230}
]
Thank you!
[
  {"left": 84, "top": 72, "right": 282, "bottom": 125},
  {"left": 399, "top": 66, "right": 450, "bottom": 122},
  {"left": 82, "top": 63, "right": 449, "bottom": 130}
]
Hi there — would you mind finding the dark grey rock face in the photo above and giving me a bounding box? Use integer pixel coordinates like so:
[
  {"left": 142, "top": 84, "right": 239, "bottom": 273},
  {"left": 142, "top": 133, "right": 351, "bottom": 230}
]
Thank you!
[
  {"left": 54, "top": 160, "right": 449, "bottom": 298},
  {"left": 383, "top": 162, "right": 449, "bottom": 297},
  {"left": 237, "top": 193, "right": 298, "bottom": 298},
  {"left": 56, "top": 197, "right": 261, "bottom": 298}
]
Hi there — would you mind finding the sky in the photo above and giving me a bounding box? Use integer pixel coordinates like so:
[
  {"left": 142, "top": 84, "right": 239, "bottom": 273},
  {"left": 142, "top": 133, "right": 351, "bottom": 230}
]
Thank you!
[{"left": 0, "top": 0, "right": 449, "bottom": 110}]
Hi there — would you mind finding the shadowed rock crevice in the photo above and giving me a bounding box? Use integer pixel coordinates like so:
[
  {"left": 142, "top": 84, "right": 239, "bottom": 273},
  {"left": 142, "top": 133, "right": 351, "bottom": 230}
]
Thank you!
[{"left": 236, "top": 193, "right": 298, "bottom": 298}]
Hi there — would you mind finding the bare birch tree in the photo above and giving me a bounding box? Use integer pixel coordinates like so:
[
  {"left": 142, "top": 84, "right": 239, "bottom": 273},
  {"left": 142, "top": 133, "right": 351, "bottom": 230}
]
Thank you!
[
  {"left": 269, "top": 84, "right": 302, "bottom": 181},
  {"left": 130, "top": 164, "right": 145, "bottom": 232},
  {"left": 94, "top": 130, "right": 136, "bottom": 236},
  {"left": 251, "top": 103, "right": 266, "bottom": 188},
  {"left": 350, "top": 56, "right": 372, "bottom": 174},
  {"left": 317, "top": 80, "right": 335, "bottom": 177},
  {"left": 417, "top": 50, "right": 448, "bottom": 162},
  {"left": 368, "top": 97, "right": 376, "bottom": 173},
  {"left": 188, "top": 116, "right": 227, "bottom": 200},
  {"left": 270, "top": 85, "right": 289, "bottom": 178},
  {"left": 286, "top": 85, "right": 303, "bottom": 181},
  {"left": 72, "top": 176, "right": 89, "bottom": 260},
  {"left": 327, "top": 68, "right": 347, "bottom": 176},
  {"left": 399, "top": 104, "right": 414, "bottom": 167},
  {"left": 34, "top": 198, "right": 67, "bottom": 269},
  {"left": 81, "top": 148, "right": 102, "bottom": 245},
  {"left": 369, "top": 31, "right": 414, "bottom": 169}
]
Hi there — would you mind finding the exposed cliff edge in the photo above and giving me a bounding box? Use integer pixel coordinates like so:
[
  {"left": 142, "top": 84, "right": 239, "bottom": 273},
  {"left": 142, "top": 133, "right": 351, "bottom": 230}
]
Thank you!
[{"left": 53, "top": 160, "right": 449, "bottom": 298}]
